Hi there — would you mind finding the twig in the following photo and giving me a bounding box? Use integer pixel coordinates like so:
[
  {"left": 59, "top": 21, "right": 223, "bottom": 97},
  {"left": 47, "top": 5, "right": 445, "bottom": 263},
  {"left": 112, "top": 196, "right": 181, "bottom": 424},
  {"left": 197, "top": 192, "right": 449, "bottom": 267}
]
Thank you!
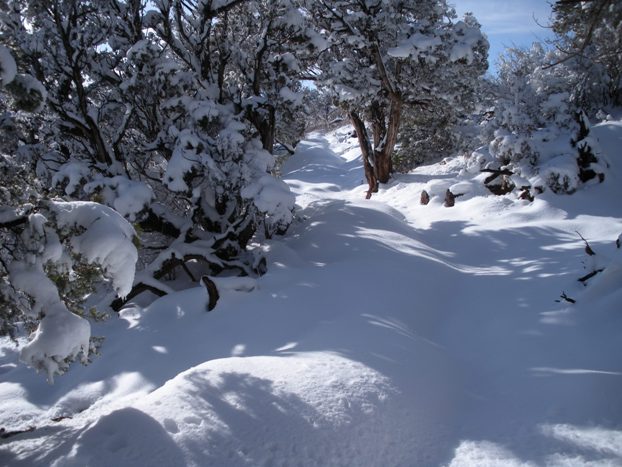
[
  {"left": 556, "top": 292, "right": 576, "bottom": 304},
  {"left": 576, "top": 231, "right": 595, "bottom": 256}
]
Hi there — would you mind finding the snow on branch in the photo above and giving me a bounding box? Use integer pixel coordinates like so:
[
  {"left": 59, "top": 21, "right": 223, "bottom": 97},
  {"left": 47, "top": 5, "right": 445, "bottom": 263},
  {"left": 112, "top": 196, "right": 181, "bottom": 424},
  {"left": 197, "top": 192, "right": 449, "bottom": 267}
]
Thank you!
[
  {"left": 48, "top": 201, "right": 138, "bottom": 298},
  {"left": 6, "top": 201, "right": 139, "bottom": 382}
]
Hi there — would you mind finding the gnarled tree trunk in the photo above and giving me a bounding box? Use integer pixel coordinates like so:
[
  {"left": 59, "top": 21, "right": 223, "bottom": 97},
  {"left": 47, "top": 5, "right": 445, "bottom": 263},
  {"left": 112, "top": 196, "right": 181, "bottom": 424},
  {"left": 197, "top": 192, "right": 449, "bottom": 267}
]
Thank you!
[
  {"left": 350, "top": 95, "right": 402, "bottom": 198},
  {"left": 349, "top": 110, "right": 378, "bottom": 199}
]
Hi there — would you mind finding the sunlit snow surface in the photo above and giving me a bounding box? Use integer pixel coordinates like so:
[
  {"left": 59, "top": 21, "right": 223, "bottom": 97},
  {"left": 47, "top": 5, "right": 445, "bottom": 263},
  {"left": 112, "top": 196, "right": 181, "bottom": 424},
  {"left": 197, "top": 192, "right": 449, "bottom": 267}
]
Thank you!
[{"left": 1, "top": 122, "right": 622, "bottom": 466}]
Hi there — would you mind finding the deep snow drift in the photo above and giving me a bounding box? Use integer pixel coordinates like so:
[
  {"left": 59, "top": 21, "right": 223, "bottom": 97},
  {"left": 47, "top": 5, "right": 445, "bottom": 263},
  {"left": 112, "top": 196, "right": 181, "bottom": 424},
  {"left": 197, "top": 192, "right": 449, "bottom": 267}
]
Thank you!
[{"left": 1, "top": 122, "right": 621, "bottom": 466}]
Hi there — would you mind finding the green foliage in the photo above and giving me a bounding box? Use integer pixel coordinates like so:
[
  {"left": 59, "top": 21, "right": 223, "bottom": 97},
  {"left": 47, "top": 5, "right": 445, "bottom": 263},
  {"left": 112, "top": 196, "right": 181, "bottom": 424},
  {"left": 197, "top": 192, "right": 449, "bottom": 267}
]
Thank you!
[{"left": 45, "top": 261, "right": 106, "bottom": 318}]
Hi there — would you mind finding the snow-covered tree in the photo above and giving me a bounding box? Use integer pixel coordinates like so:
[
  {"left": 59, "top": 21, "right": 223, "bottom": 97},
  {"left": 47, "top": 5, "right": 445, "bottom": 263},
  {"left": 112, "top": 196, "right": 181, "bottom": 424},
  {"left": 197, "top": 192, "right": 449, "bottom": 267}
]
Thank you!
[
  {"left": 0, "top": 45, "right": 139, "bottom": 382},
  {"left": 108, "top": 0, "right": 297, "bottom": 306},
  {"left": 300, "top": 0, "right": 488, "bottom": 197},
  {"left": 222, "top": 0, "right": 316, "bottom": 153},
  {"left": 481, "top": 43, "right": 606, "bottom": 196},
  {"left": 552, "top": 0, "right": 622, "bottom": 107},
  {"left": 2, "top": 0, "right": 301, "bottom": 313}
]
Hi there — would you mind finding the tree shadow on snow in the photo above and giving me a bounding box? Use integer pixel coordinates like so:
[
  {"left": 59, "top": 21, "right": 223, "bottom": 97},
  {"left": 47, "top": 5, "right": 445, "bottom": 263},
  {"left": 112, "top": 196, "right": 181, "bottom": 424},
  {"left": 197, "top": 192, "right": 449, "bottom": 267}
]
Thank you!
[{"left": 155, "top": 370, "right": 392, "bottom": 466}]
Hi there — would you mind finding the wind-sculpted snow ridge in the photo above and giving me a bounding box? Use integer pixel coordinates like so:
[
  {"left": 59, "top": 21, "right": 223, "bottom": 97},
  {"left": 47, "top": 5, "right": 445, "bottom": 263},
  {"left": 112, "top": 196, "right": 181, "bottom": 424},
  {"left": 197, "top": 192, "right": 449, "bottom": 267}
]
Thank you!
[{"left": 1, "top": 124, "right": 622, "bottom": 466}]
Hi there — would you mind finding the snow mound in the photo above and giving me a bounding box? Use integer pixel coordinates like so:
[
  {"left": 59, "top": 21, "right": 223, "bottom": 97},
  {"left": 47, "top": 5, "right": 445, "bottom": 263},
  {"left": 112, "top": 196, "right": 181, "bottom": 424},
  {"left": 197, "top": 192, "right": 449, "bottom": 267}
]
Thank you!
[{"left": 53, "top": 353, "right": 398, "bottom": 466}]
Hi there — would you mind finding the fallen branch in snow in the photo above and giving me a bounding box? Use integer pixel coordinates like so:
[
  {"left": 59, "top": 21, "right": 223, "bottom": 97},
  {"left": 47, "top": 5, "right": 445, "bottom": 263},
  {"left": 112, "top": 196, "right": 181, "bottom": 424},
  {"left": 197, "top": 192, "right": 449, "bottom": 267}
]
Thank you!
[
  {"left": 51, "top": 415, "right": 73, "bottom": 422},
  {"left": 556, "top": 292, "right": 576, "bottom": 304},
  {"left": 576, "top": 231, "right": 596, "bottom": 256},
  {"left": 0, "top": 215, "right": 29, "bottom": 229},
  {"left": 275, "top": 137, "right": 296, "bottom": 155},
  {"left": 111, "top": 282, "right": 168, "bottom": 311},
  {"left": 481, "top": 167, "right": 514, "bottom": 185},
  {"left": 578, "top": 268, "right": 605, "bottom": 284},
  {"left": 202, "top": 276, "right": 220, "bottom": 311},
  {"left": 518, "top": 187, "right": 535, "bottom": 202},
  {"left": 0, "top": 426, "right": 36, "bottom": 439}
]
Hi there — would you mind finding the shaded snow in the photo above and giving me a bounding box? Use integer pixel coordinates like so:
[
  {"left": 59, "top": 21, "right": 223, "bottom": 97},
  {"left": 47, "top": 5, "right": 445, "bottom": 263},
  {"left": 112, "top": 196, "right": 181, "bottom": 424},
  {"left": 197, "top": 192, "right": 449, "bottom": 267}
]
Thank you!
[
  {"left": 1, "top": 123, "right": 621, "bottom": 465},
  {"left": 0, "top": 45, "right": 17, "bottom": 86}
]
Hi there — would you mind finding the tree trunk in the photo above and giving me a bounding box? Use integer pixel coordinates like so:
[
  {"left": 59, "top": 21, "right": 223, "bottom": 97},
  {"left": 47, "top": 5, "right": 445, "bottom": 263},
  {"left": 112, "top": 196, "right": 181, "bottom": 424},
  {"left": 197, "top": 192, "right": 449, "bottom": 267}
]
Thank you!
[
  {"left": 349, "top": 110, "right": 378, "bottom": 199},
  {"left": 249, "top": 105, "right": 275, "bottom": 153},
  {"left": 374, "top": 96, "right": 402, "bottom": 183}
]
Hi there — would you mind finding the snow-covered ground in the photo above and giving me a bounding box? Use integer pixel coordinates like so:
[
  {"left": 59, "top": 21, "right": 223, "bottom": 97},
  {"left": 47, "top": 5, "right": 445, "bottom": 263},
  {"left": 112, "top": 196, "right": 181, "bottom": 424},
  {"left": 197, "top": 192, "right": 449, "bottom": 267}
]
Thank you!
[{"left": 1, "top": 122, "right": 621, "bottom": 466}]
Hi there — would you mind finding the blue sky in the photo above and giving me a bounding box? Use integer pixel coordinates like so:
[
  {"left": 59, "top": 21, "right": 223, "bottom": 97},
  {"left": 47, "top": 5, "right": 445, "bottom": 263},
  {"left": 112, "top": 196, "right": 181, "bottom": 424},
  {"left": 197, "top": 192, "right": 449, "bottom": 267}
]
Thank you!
[{"left": 453, "top": 0, "right": 555, "bottom": 74}]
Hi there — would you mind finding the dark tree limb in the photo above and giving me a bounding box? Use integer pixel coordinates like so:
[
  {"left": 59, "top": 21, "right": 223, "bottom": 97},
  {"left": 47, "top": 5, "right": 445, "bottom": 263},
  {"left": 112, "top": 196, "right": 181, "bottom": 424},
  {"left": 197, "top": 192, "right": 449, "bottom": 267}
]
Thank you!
[
  {"left": 578, "top": 268, "right": 604, "bottom": 284},
  {"left": 0, "top": 216, "right": 29, "bottom": 229},
  {"left": 556, "top": 292, "right": 576, "bottom": 304},
  {"left": 111, "top": 282, "right": 168, "bottom": 311},
  {"left": 481, "top": 168, "right": 514, "bottom": 185},
  {"left": 0, "top": 426, "right": 36, "bottom": 439},
  {"left": 275, "top": 137, "right": 296, "bottom": 155},
  {"left": 349, "top": 110, "right": 378, "bottom": 199},
  {"left": 139, "top": 209, "right": 181, "bottom": 238},
  {"left": 576, "top": 231, "right": 596, "bottom": 256},
  {"left": 202, "top": 275, "right": 220, "bottom": 311}
]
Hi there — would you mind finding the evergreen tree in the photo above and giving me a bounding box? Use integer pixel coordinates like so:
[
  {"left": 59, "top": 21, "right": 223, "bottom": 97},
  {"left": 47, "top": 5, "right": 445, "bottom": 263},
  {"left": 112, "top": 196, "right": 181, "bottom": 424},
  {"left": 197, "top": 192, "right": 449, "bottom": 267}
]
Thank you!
[
  {"left": 300, "top": 0, "right": 488, "bottom": 197},
  {"left": 552, "top": 0, "right": 622, "bottom": 106}
]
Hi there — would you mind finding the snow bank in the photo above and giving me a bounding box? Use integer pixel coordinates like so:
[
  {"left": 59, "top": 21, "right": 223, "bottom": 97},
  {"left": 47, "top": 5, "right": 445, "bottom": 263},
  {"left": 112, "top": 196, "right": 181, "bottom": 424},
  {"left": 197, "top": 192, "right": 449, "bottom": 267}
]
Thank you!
[
  {"left": 52, "top": 353, "right": 397, "bottom": 466},
  {"left": 52, "top": 161, "right": 91, "bottom": 196}
]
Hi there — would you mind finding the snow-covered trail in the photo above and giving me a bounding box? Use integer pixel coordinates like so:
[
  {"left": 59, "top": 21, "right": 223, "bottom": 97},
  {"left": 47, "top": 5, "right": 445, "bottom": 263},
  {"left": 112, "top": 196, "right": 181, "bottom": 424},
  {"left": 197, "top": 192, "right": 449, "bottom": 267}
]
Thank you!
[
  {"left": 1, "top": 126, "right": 622, "bottom": 466},
  {"left": 278, "top": 130, "right": 622, "bottom": 465}
]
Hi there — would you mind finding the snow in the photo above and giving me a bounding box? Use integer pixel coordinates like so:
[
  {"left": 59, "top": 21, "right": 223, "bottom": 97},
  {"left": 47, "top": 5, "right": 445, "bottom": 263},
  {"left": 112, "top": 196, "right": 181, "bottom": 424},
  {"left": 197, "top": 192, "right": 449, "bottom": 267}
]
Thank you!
[
  {"left": 1, "top": 122, "right": 622, "bottom": 465},
  {"left": 388, "top": 32, "right": 442, "bottom": 59},
  {"left": 449, "top": 21, "right": 487, "bottom": 65},
  {"left": 241, "top": 175, "right": 295, "bottom": 229},
  {"left": 18, "top": 301, "right": 91, "bottom": 384},
  {"left": 164, "top": 131, "right": 202, "bottom": 192},
  {"left": 9, "top": 261, "right": 90, "bottom": 383},
  {"left": 84, "top": 176, "right": 153, "bottom": 221},
  {"left": 52, "top": 161, "right": 91, "bottom": 196},
  {"left": 49, "top": 201, "right": 138, "bottom": 297},
  {"left": 0, "top": 45, "right": 17, "bottom": 86},
  {"left": 9, "top": 73, "right": 47, "bottom": 111},
  {"left": 279, "top": 86, "right": 303, "bottom": 105}
]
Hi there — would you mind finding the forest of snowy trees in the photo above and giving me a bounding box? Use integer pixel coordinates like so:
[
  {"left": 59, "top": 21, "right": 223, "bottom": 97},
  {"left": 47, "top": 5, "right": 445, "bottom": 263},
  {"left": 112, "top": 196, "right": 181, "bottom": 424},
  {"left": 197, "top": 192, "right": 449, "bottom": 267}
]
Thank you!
[{"left": 0, "top": 0, "right": 620, "bottom": 381}]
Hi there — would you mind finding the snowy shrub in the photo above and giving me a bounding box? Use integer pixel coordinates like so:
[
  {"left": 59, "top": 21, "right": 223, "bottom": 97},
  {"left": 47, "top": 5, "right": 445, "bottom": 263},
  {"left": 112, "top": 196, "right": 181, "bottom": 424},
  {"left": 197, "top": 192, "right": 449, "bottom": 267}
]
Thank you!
[
  {"left": 1, "top": 197, "right": 139, "bottom": 381},
  {"left": 0, "top": 0, "right": 311, "bottom": 319},
  {"left": 552, "top": 0, "right": 622, "bottom": 107},
  {"left": 0, "top": 34, "right": 140, "bottom": 380},
  {"left": 483, "top": 43, "right": 606, "bottom": 196}
]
